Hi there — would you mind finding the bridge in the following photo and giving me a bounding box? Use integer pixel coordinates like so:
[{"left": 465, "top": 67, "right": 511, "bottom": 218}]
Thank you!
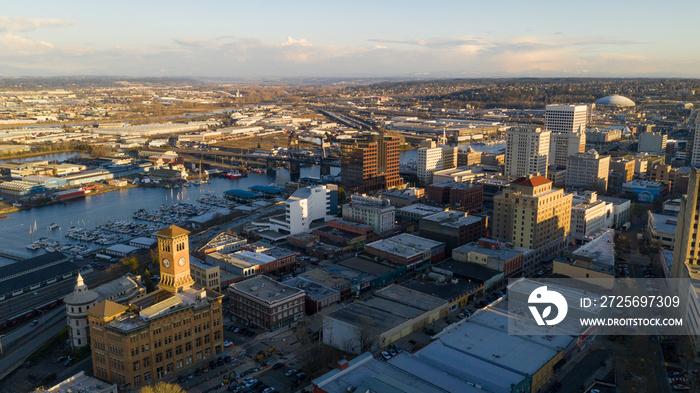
[{"left": 175, "top": 148, "right": 340, "bottom": 180}]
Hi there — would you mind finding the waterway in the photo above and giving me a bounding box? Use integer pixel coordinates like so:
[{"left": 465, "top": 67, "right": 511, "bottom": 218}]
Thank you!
[
  {"left": 0, "top": 151, "right": 82, "bottom": 164},
  {"left": 0, "top": 165, "right": 339, "bottom": 266}
]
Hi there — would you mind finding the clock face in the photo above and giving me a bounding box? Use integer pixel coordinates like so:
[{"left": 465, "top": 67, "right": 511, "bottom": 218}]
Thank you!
[
  {"left": 178, "top": 257, "right": 186, "bottom": 267},
  {"left": 162, "top": 258, "right": 170, "bottom": 268}
]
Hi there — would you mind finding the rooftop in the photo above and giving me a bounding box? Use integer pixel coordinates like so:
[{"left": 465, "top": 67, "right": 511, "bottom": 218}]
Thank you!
[
  {"left": 0, "top": 252, "right": 78, "bottom": 295},
  {"left": 300, "top": 268, "right": 352, "bottom": 290},
  {"left": 155, "top": 225, "right": 190, "bottom": 238},
  {"left": 313, "top": 353, "right": 450, "bottom": 393},
  {"left": 282, "top": 276, "right": 338, "bottom": 301},
  {"left": 43, "top": 371, "right": 117, "bottom": 393},
  {"left": 453, "top": 241, "right": 523, "bottom": 261},
  {"left": 571, "top": 229, "right": 615, "bottom": 268},
  {"left": 86, "top": 300, "right": 129, "bottom": 319},
  {"left": 512, "top": 175, "right": 551, "bottom": 187},
  {"left": 433, "top": 260, "right": 503, "bottom": 283},
  {"left": 421, "top": 210, "right": 485, "bottom": 228},
  {"left": 326, "top": 302, "right": 409, "bottom": 333},
  {"left": 224, "top": 189, "right": 261, "bottom": 199},
  {"left": 397, "top": 204, "right": 445, "bottom": 216},
  {"left": 230, "top": 276, "right": 303, "bottom": 304},
  {"left": 249, "top": 185, "right": 284, "bottom": 195},
  {"left": 200, "top": 232, "right": 247, "bottom": 251},
  {"left": 367, "top": 233, "right": 444, "bottom": 258},
  {"left": 374, "top": 284, "right": 446, "bottom": 311},
  {"left": 649, "top": 212, "right": 678, "bottom": 235},
  {"left": 338, "top": 257, "right": 397, "bottom": 276},
  {"left": 401, "top": 279, "right": 481, "bottom": 301}
]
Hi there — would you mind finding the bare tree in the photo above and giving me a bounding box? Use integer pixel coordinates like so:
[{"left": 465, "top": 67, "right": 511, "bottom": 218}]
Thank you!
[{"left": 355, "top": 315, "right": 378, "bottom": 353}]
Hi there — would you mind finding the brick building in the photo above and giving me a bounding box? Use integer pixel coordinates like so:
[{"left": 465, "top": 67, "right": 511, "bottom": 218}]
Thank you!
[
  {"left": 228, "top": 276, "right": 305, "bottom": 330},
  {"left": 87, "top": 226, "right": 224, "bottom": 389}
]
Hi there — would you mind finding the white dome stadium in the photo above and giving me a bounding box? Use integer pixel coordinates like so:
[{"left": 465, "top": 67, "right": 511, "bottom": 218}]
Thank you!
[{"left": 594, "top": 94, "right": 635, "bottom": 107}]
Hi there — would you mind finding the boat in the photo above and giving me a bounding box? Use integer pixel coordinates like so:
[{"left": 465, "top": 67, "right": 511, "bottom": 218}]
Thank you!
[
  {"left": 223, "top": 170, "right": 248, "bottom": 179},
  {"left": 45, "top": 247, "right": 55, "bottom": 252},
  {"left": 26, "top": 244, "right": 41, "bottom": 250},
  {"left": 48, "top": 223, "right": 59, "bottom": 230}
]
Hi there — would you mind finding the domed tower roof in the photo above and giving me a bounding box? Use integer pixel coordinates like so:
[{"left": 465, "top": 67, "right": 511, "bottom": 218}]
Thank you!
[{"left": 65, "top": 274, "right": 99, "bottom": 305}]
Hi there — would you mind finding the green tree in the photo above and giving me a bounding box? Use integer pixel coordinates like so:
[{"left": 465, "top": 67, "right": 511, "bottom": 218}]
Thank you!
[
  {"left": 143, "top": 268, "right": 156, "bottom": 293},
  {"left": 123, "top": 257, "right": 139, "bottom": 274},
  {"left": 139, "top": 382, "right": 184, "bottom": 393}
]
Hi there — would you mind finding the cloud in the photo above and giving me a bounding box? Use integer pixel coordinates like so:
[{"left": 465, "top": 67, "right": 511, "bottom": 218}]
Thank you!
[
  {"left": 0, "top": 33, "right": 53, "bottom": 56},
  {"left": 0, "top": 15, "right": 76, "bottom": 33},
  {"left": 0, "top": 32, "right": 692, "bottom": 78}
]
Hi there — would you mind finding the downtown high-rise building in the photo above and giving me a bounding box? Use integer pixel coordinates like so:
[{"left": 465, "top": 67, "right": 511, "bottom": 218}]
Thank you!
[
  {"left": 545, "top": 104, "right": 588, "bottom": 133},
  {"left": 341, "top": 132, "right": 403, "bottom": 193},
  {"left": 691, "top": 123, "right": 700, "bottom": 167},
  {"left": 504, "top": 126, "right": 550, "bottom": 178},
  {"left": 670, "top": 167, "right": 700, "bottom": 347},
  {"left": 417, "top": 140, "right": 458, "bottom": 186},
  {"left": 493, "top": 176, "right": 572, "bottom": 272},
  {"left": 545, "top": 104, "right": 588, "bottom": 168}
]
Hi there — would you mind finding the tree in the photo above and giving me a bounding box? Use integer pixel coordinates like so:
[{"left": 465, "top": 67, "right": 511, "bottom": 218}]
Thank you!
[
  {"left": 139, "top": 382, "right": 184, "bottom": 393},
  {"left": 123, "top": 257, "right": 139, "bottom": 274},
  {"left": 143, "top": 269, "right": 156, "bottom": 293}
]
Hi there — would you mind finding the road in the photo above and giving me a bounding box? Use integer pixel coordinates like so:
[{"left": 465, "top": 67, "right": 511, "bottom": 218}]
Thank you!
[{"left": 0, "top": 307, "right": 67, "bottom": 381}]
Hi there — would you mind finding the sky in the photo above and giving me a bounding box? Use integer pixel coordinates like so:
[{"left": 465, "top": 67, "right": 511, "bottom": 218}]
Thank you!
[{"left": 1, "top": 1, "right": 699, "bottom": 78}]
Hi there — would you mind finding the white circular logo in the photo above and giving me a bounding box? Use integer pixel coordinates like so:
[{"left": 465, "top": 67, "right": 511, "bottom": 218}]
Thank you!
[{"left": 528, "top": 286, "right": 568, "bottom": 326}]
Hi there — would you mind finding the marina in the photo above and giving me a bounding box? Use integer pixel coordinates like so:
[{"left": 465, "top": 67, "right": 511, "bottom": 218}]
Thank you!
[{"left": 0, "top": 164, "right": 339, "bottom": 266}]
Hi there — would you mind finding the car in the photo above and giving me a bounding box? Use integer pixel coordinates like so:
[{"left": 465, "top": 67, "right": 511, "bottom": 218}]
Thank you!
[
  {"left": 188, "top": 372, "right": 194, "bottom": 379},
  {"left": 381, "top": 351, "right": 391, "bottom": 360},
  {"left": 64, "top": 356, "right": 73, "bottom": 366},
  {"left": 225, "top": 355, "right": 232, "bottom": 363},
  {"left": 210, "top": 360, "right": 218, "bottom": 369},
  {"left": 224, "top": 341, "right": 234, "bottom": 347},
  {"left": 203, "top": 366, "right": 210, "bottom": 373},
  {"left": 178, "top": 375, "right": 187, "bottom": 383},
  {"left": 234, "top": 327, "right": 241, "bottom": 333},
  {"left": 245, "top": 379, "right": 258, "bottom": 388},
  {"left": 392, "top": 344, "right": 403, "bottom": 353},
  {"left": 388, "top": 348, "right": 397, "bottom": 357},
  {"left": 285, "top": 369, "right": 297, "bottom": 377},
  {"left": 458, "top": 312, "right": 467, "bottom": 319},
  {"left": 57, "top": 356, "right": 67, "bottom": 363},
  {"left": 218, "top": 357, "right": 225, "bottom": 366},
  {"left": 262, "top": 388, "right": 276, "bottom": 393},
  {"left": 245, "top": 330, "right": 255, "bottom": 337},
  {"left": 30, "top": 320, "right": 38, "bottom": 326},
  {"left": 537, "top": 270, "right": 545, "bottom": 276},
  {"left": 195, "top": 368, "right": 203, "bottom": 376},
  {"left": 272, "top": 363, "right": 285, "bottom": 370}
]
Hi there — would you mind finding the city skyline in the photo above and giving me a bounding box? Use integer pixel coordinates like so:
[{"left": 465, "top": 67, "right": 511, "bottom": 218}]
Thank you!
[{"left": 1, "top": 1, "right": 699, "bottom": 78}]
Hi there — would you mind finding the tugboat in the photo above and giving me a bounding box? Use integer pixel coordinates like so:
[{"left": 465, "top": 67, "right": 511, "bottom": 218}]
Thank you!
[{"left": 224, "top": 170, "right": 248, "bottom": 179}]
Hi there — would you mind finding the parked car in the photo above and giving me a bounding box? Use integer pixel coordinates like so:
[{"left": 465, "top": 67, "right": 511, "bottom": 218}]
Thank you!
[
  {"left": 381, "top": 351, "right": 391, "bottom": 360},
  {"left": 272, "top": 363, "right": 285, "bottom": 370},
  {"left": 285, "top": 369, "right": 297, "bottom": 377}
]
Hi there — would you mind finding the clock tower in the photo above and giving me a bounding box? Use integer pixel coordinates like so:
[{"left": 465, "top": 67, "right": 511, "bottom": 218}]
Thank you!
[{"left": 155, "top": 225, "right": 195, "bottom": 293}]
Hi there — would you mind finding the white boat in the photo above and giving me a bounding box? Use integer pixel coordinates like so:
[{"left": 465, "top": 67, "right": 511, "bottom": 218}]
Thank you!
[
  {"left": 48, "top": 223, "right": 59, "bottom": 230},
  {"left": 26, "top": 244, "right": 41, "bottom": 250},
  {"left": 45, "top": 247, "right": 56, "bottom": 252}
]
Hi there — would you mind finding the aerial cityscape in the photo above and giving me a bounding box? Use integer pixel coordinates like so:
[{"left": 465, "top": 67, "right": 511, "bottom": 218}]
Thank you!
[{"left": 0, "top": 3, "right": 700, "bottom": 393}]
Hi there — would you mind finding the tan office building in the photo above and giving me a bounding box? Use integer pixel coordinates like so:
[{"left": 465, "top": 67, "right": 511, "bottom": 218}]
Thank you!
[
  {"left": 493, "top": 176, "right": 572, "bottom": 272},
  {"left": 88, "top": 226, "right": 224, "bottom": 389}
]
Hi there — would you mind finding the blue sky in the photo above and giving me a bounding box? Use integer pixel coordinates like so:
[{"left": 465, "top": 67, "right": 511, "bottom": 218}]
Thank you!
[{"left": 1, "top": 1, "right": 698, "bottom": 78}]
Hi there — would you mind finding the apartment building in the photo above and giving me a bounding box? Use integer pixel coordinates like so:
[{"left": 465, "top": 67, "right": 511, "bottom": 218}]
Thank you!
[{"left": 342, "top": 194, "right": 396, "bottom": 236}]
